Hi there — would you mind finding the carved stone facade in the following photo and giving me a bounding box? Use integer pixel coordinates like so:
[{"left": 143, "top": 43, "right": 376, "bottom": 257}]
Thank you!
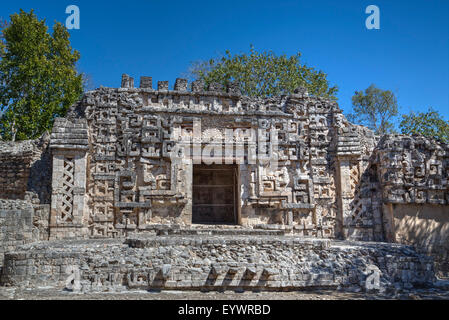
[
  {"left": 39, "top": 77, "right": 382, "bottom": 241},
  {"left": 8, "top": 76, "right": 430, "bottom": 243},
  {"left": 1, "top": 75, "right": 449, "bottom": 293},
  {"left": 0, "top": 75, "right": 448, "bottom": 282}
]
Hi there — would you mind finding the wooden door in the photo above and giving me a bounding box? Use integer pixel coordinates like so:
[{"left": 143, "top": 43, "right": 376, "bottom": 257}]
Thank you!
[{"left": 192, "top": 165, "right": 237, "bottom": 224}]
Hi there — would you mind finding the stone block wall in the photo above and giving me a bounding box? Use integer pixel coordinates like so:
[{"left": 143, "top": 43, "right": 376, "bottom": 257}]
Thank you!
[
  {"left": 0, "top": 141, "right": 35, "bottom": 200},
  {"left": 0, "top": 200, "right": 39, "bottom": 272},
  {"left": 0, "top": 134, "right": 51, "bottom": 203},
  {"left": 0, "top": 135, "right": 51, "bottom": 273}
]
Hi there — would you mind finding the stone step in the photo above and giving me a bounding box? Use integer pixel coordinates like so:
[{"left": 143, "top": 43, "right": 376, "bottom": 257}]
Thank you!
[
  {"left": 156, "top": 228, "right": 285, "bottom": 237},
  {"left": 140, "top": 224, "right": 286, "bottom": 236}
]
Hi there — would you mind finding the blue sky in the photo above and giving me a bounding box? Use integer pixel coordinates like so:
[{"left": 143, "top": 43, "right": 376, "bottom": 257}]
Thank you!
[{"left": 1, "top": 0, "right": 448, "bottom": 125}]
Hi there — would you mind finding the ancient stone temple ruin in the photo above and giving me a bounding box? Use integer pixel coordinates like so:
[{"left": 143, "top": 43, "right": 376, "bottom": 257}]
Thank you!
[{"left": 0, "top": 75, "right": 448, "bottom": 293}]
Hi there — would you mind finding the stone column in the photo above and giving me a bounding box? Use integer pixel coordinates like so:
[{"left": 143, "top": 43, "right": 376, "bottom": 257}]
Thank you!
[
  {"left": 178, "top": 158, "right": 193, "bottom": 225},
  {"left": 333, "top": 121, "right": 363, "bottom": 240},
  {"left": 382, "top": 203, "right": 396, "bottom": 243},
  {"left": 49, "top": 118, "right": 89, "bottom": 239},
  {"left": 336, "top": 159, "right": 353, "bottom": 239}
]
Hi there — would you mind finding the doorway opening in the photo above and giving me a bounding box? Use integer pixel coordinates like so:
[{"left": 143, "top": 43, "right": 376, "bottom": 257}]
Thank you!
[{"left": 192, "top": 164, "right": 238, "bottom": 225}]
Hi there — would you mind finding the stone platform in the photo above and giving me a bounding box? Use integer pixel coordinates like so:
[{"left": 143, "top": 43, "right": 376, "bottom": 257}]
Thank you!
[{"left": 0, "top": 234, "right": 436, "bottom": 293}]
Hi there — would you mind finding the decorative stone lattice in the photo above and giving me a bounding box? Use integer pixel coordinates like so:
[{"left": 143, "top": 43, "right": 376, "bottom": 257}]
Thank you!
[{"left": 60, "top": 157, "right": 75, "bottom": 223}]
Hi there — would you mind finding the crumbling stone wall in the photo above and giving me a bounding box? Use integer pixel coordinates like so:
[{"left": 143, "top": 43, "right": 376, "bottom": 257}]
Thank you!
[
  {"left": 0, "top": 141, "right": 34, "bottom": 200},
  {"left": 0, "top": 200, "right": 39, "bottom": 272},
  {"left": 0, "top": 134, "right": 51, "bottom": 202},
  {"left": 0, "top": 136, "right": 51, "bottom": 270}
]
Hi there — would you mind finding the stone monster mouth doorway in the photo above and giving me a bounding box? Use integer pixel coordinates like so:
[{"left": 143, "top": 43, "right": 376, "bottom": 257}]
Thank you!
[{"left": 192, "top": 164, "right": 238, "bottom": 225}]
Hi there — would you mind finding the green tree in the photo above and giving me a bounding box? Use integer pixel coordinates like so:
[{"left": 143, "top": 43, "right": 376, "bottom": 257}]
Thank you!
[
  {"left": 0, "top": 9, "right": 83, "bottom": 141},
  {"left": 400, "top": 108, "right": 449, "bottom": 143},
  {"left": 348, "top": 84, "right": 398, "bottom": 135},
  {"left": 189, "top": 46, "right": 338, "bottom": 99}
]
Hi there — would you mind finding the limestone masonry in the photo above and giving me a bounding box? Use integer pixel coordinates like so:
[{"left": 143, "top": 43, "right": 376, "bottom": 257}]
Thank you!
[{"left": 0, "top": 75, "right": 448, "bottom": 293}]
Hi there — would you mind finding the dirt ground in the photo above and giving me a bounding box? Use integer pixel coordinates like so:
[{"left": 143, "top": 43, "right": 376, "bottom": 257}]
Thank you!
[{"left": 1, "top": 287, "right": 449, "bottom": 300}]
